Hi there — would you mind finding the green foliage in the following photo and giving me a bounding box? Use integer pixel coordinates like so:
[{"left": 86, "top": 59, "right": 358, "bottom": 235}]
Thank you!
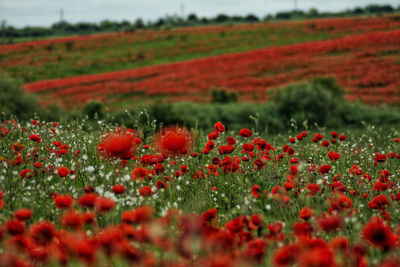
[
  {"left": 0, "top": 73, "right": 43, "bottom": 120},
  {"left": 3, "top": 74, "right": 400, "bottom": 135},
  {"left": 269, "top": 77, "right": 345, "bottom": 128},
  {"left": 211, "top": 88, "right": 238, "bottom": 104},
  {"left": 83, "top": 100, "right": 105, "bottom": 120}
]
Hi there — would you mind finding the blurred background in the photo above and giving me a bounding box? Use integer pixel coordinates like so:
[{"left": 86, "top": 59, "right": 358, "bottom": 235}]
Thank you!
[
  {"left": 1, "top": 1, "right": 400, "bottom": 132},
  {"left": 2, "top": 0, "right": 399, "bottom": 27}
]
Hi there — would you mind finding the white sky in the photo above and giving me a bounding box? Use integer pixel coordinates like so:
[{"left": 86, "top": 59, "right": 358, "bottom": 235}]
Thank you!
[{"left": 0, "top": 0, "right": 398, "bottom": 27}]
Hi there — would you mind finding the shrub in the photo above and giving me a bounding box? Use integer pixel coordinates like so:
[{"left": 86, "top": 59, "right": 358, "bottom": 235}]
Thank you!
[
  {"left": 269, "top": 77, "right": 345, "bottom": 128},
  {"left": 83, "top": 101, "right": 105, "bottom": 120},
  {"left": 0, "top": 73, "right": 43, "bottom": 121},
  {"left": 211, "top": 88, "right": 238, "bottom": 103}
]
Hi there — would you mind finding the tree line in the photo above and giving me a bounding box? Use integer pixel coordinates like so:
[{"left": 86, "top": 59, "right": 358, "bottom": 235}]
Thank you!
[{"left": 0, "top": 4, "right": 399, "bottom": 42}]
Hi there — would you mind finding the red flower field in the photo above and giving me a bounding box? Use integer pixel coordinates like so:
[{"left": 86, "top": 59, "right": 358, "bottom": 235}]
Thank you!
[
  {"left": 23, "top": 29, "right": 400, "bottom": 107},
  {"left": 1, "top": 119, "right": 400, "bottom": 266}
]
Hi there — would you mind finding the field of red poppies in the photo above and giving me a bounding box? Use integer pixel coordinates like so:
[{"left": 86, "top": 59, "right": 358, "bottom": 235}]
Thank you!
[
  {"left": 2, "top": 15, "right": 400, "bottom": 85},
  {"left": 1, "top": 12, "right": 400, "bottom": 266},
  {"left": 1, "top": 118, "right": 400, "bottom": 266},
  {"left": 23, "top": 28, "right": 400, "bottom": 108}
]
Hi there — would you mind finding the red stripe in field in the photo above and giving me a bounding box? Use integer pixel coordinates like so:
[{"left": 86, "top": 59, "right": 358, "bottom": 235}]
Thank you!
[{"left": 23, "top": 30, "right": 400, "bottom": 107}]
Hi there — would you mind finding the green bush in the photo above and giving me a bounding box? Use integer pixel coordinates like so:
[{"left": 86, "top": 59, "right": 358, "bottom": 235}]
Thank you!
[
  {"left": 269, "top": 77, "right": 345, "bottom": 128},
  {"left": 211, "top": 88, "right": 238, "bottom": 104},
  {"left": 83, "top": 101, "right": 105, "bottom": 120},
  {"left": 0, "top": 73, "right": 43, "bottom": 120}
]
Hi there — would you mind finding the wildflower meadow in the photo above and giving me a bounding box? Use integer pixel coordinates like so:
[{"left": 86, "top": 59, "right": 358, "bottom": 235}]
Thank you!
[
  {"left": 1, "top": 3, "right": 400, "bottom": 267},
  {"left": 1, "top": 117, "right": 400, "bottom": 266}
]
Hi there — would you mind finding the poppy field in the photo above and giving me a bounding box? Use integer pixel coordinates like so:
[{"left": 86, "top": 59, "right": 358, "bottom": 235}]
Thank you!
[
  {"left": 1, "top": 118, "right": 400, "bottom": 266},
  {"left": 23, "top": 28, "right": 400, "bottom": 108},
  {"left": 0, "top": 15, "right": 399, "bottom": 84}
]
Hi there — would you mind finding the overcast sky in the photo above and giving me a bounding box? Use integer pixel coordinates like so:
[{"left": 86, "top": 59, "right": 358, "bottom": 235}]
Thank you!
[{"left": 0, "top": 0, "right": 398, "bottom": 27}]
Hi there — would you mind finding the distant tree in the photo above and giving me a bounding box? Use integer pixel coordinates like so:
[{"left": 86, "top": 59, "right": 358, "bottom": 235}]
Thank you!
[
  {"left": 365, "top": 4, "right": 394, "bottom": 14},
  {"left": 215, "top": 14, "right": 230, "bottom": 23},
  {"left": 276, "top": 12, "right": 292, "bottom": 20},
  {"left": 292, "top": 10, "right": 305, "bottom": 17},
  {"left": 245, "top": 14, "right": 259, "bottom": 22},
  {"left": 76, "top": 23, "right": 93, "bottom": 32},
  {"left": 153, "top": 18, "right": 166, "bottom": 28},
  {"left": 200, "top": 17, "right": 209, "bottom": 24},
  {"left": 100, "top": 20, "right": 115, "bottom": 30},
  {"left": 307, "top": 8, "right": 319, "bottom": 17},
  {"left": 51, "top": 21, "right": 69, "bottom": 31},
  {"left": 134, "top": 18, "right": 144, "bottom": 29},
  {"left": 263, "top": 14, "right": 273, "bottom": 21},
  {"left": 381, "top": 5, "right": 395, "bottom": 13},
  {"left": 187, "top": 13, "right": 198, "bottom": 22},
  {"left": 120, "top": 20, "right": 131, "bottom": 28},
  {"left": 353, "top": 7, "right": 365, "bottom": 14}
]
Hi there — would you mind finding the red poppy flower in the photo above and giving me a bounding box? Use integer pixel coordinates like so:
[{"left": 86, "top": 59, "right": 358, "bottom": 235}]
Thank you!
[
  {"left": 131, "top": 167, "right": 149, "bottom": 181},
  {"left": 225, "top": 217, "right": 243, "bottom": 234},
  {"left": 299, "top": 207, "right": 314, "bottom": 221},
  {"left": 139, "top": 186, "right": 152, "bottom": 197},
  {"left": 226, "top": 136, "right": 236, "bottom": 145},
  {"left": 292, "top": 222, "right": 313, "bottom": 237},
  {"left": 314, "top": 133, "right": 324, "bottom": 141},
  {"left": 245, "top": 238, "right": 267, "bottom": 263},
  {"left": 5, "top": 219, "right": 25, "bottom": 235},
  {"left": 155, "top": 180, "right": 168, "bottom": 189},
  {"left": 154, "top": 126, "right": 194, "bottom": 157},
  {"left": 321, "top": 140, "right": 330, "bottom": 147},
  {"left": 239, "top": 128, "right": 252, "bottom": 137},
  {"left": 57, "top": 166, "right": 70, "bottom": 177},
  {"left": 242, "top": 143, "right": 254, "bottom": 152},
  {"left": 289, "top": 165, "right": 298, "bottom": 176},
  {"left": 202, "top": 208, "right": 218, "bottom": 223},
  {"left": 95, "top": 197, "right": 115, "bottom": 213},
  {"left": 317, "top": 214, "right": 342, "bottom": 232},
  {"left": 251, "top": 184, "right": 261, "bottom": 198},
  {"left": 368, "top": 195, "right": 390, "bottom": 210},
  {"left": 62, "top": 210, "right": 83, "bottom": 229},
  {"left": 273, "top": 244, "right": 299, "bottom": 266},
  {"left": 297, "top": 247, "right": 335, "bottom": 267},
  {"left": 330, "top": 194, "right": 353, "bottom": 211},
  {"left": 100, "top": 130, "right": 139, "bottom": 159},
  {"left": 54, "top": 194, "right": 73, "bottom": 209},
  {"left": 29, "top": 134, "right": 41, "bottom": 143},
  {"left": 328, "top": 151, "right": 341, "bottom": 162},
  {"left": 306, "top": 184, "right": 320, "bottom": 194},
  {"left": 208, "top": 130, "right": 219, "bottom": 140},
  {"left": 112, "top": 185, "right": 125, "bottom": 194},
  {"left": 214, "top": 121, "right": 225, "bottom": 133},
  {"left": 20, "top": 169, "right": 32, "bottom": 178},
  {"left": 218, "top": 144, "right": 235, "bottom": 155},
  {"left": 30, "top": 221, "right": 55, "bottom": 246},
  {"left": 363, "top": 217, "right": 397, "bottom": 250},
  {"left": 78, "top": 193, "right": 97, "bottom": 208},
  {"left": 205, "top": 140, "right": 216, "bottom": 151},
  {"left": 287, "top": 147, "right": 295, "bottom": 155},
  {"left": 14, "top": 209, "right": 33, "bottom": 221},
  {"left": 374, "top": 153, "right": 387, "bottom": 163},
  {"left": 319, "top": 164, "right": 332, "bottom": 174}
]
